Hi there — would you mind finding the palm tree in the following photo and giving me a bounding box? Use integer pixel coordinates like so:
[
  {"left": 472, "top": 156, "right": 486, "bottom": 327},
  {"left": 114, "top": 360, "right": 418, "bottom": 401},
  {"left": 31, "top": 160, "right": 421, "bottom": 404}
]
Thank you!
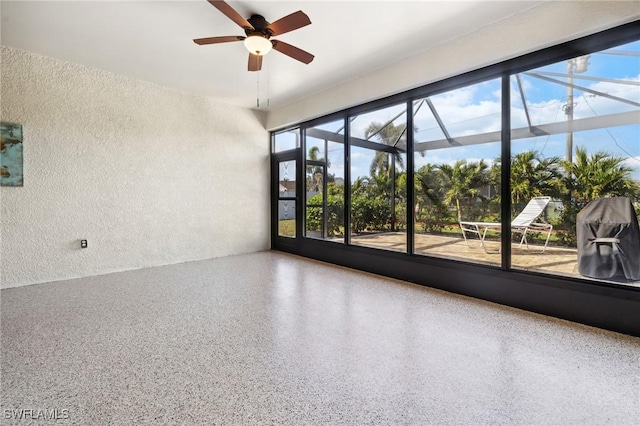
[
  {"left": 306, "top": 146, "right": 324, "bottom": 192},
  {"left": 511, "top": 150, "right": 564, "bottom": 212},
  {"left": 308, "top": 146, "right": 321, "bottom": 161},
  {"left": 414, "top": 163, "right": 450, "bottom": 232},
  {"left": 307, "top": 145, "right": 332, "bottom": 167},
  {"left": 555, "top": 146, "right": 640, "bottom": 245},
  {"left": 563, "top": 147, "right": 640, "bottom": 205},
  {"left": 364, "top": 121, "right": 407, "bottom": 176},
  {"left": 368, "top": 152, "right": 391, "bottom": 177},
  {"left": 439, "top": 160, "right": 490, "bottom": 222},
  {"left": 415, "top": 163, "right": 446, "bottom": 205}
]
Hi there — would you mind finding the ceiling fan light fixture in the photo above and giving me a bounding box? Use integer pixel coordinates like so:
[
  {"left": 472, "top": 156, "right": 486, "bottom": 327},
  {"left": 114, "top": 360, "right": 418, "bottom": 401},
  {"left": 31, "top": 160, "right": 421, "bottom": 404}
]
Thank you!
[
  {"left": 193, "top": 1, "right": 313, "bottom": 71},
  {"left": 244, "top": 35, "right": 272, "bottom": 56}
]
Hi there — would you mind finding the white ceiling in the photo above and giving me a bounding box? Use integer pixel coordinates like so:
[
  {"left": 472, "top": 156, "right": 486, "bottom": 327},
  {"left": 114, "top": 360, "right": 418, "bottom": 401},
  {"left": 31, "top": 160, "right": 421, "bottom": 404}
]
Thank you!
[{"left": 1, "top": 1, "right": 548, "bottom": 110}]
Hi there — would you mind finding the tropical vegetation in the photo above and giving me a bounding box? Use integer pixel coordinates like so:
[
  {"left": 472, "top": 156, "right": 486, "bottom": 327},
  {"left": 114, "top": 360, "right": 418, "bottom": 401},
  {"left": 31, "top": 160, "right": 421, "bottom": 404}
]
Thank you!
[{"left": 305, "top": 144, "right": 640, "bottom": 247}]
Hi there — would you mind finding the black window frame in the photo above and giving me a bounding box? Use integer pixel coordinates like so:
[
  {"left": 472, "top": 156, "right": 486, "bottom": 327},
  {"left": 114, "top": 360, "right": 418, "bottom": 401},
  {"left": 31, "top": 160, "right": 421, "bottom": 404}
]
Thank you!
[{"left": 270, "top": 21, "right": 640, "bottom": 336}]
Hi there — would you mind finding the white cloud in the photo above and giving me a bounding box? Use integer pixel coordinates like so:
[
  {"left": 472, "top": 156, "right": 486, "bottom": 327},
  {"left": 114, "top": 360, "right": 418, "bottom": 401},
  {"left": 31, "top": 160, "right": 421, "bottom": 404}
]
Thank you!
[
  {"left": 351, "top": 104, "right": 407, "bottom": 139},
  {"left": 622, "top": 156, "right": 640, "bottom": 180},
  {"left": 517, "top": 73, "right": 640, "bottom": 125},
  {"left": 327, "top": 64, "right": 639, "bottom": 181}
]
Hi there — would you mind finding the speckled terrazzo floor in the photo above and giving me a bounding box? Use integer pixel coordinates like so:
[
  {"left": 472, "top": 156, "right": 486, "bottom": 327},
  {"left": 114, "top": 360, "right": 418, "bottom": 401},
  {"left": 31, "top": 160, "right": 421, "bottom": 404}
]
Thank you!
[{"left": 2, "top": 251, "right": 639, "bottom": 425}]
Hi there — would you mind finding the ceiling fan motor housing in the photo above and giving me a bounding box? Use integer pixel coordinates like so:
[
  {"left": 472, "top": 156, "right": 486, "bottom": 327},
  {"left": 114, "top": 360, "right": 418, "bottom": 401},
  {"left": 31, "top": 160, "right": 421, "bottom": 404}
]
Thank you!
[
  {"left": 193, "top": 1, "right": 314, "bottom": 71},
  {"left": 246, "top": 14, "right": 272, "bottom": 38}
]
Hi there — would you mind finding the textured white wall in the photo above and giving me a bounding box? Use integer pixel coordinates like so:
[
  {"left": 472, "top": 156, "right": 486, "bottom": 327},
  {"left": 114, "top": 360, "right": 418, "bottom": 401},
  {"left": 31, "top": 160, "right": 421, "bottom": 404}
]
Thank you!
[
  {"left": 267, "top": 1, "right": 640, "bottom": 129},
  {"left": 0, "top": 47, "right": 270, "bottom": 288}
]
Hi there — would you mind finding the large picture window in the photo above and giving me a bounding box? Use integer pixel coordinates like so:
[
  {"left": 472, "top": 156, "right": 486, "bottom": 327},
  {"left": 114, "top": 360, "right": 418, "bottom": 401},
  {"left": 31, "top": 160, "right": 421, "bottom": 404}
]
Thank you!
[
  {"left": 413, "top": 79, "right": 502, "bottom": 266},
  {"left": 305, "top": 120, "right": 345, "bottom": 242},
  {"left": 273, "top": 129, "right": 300, "bottom": 238},
  {"left": 271, "top": 26, "right": 640, "bottom": 290},
  {"left": 349, "top": 104, "right": 407, "bottom": 253},
  {"left": 509, "top": 40, "right": 640, "bottom": 281}
]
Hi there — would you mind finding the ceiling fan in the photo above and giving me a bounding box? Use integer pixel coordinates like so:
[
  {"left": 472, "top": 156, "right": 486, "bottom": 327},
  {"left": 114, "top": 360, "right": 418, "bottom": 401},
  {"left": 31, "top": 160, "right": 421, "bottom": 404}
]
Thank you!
[{"left": 193, "top": 0, "right": 314, "bottom": 72}]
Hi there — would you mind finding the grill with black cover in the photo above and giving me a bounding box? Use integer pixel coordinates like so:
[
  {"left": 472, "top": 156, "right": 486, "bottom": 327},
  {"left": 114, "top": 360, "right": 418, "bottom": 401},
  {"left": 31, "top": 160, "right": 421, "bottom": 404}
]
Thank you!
[{"left": 577, "top": 197, "right": 640, "bottom": 281}]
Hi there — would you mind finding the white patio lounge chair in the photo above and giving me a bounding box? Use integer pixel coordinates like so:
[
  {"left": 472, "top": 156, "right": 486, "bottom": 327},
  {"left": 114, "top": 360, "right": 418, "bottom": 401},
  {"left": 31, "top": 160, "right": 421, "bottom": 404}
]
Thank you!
[{"left": 460, "top": 196, "right": 553, "bottom": 253}]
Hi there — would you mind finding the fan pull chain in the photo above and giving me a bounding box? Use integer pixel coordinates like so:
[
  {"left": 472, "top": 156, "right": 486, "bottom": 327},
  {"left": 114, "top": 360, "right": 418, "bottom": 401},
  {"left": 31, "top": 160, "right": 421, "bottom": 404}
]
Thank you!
[
  {"left": 267, "top": 59, "right": 270, "bottom": 107},
  {"left": 256, "top": 69, "right": 260, "bottom": 108}
]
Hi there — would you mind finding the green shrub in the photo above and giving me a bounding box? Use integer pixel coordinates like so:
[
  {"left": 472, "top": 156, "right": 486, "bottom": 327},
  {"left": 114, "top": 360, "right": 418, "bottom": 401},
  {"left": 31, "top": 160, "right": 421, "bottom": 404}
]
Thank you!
[
  {"left": 394, "top": 203, "right": 407, "bottom": 231},
  {"left": 416, "top": 204, "right": 451, "bottom": 233},
  {"left": 351, "top": 196, "right": 390, "bottom": 234},
  {"left": 306, "top": 194, "right": 345, "bottom": 237}
]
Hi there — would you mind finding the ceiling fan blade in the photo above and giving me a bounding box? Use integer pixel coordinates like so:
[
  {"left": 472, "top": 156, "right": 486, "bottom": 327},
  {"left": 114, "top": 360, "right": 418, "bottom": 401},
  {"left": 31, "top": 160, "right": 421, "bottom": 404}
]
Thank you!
[
  {"left": 207, "top": 0, "right": 254, "bottom": 30},
  {"left": 193, "top": 35, "right": 245, "bottom": 45},
  {"left": 267, "top": 10, "right": 311, "bottom": 36},
  {"left": 271, "top": 40, "right": 314, "bottom": 64},
  {"left": 248, "top": 54, "right": 263, "bottom": 72}
]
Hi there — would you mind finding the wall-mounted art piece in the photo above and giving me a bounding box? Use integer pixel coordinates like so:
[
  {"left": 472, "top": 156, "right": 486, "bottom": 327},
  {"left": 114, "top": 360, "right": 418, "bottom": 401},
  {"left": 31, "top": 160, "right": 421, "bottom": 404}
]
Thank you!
[{"left": 0, "top": 122, "right": 23, "bottom": 186}]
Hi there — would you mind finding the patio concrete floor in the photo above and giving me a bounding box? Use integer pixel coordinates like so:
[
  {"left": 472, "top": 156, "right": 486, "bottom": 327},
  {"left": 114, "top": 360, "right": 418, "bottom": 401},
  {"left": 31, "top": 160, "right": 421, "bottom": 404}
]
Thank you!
[{"left": 350, "top": 232, "right": 639, "bottom": 286}]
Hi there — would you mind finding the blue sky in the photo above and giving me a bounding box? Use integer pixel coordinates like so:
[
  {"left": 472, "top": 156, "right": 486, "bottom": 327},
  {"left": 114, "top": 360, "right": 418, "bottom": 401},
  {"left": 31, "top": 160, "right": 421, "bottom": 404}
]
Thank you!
[{"left": 282, "top": 40, "right": 640, "bottom": 182}]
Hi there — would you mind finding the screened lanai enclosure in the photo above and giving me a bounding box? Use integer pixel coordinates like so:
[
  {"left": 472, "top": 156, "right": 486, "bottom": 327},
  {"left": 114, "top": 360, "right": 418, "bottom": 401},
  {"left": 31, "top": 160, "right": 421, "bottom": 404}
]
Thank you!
[{"left": 272, "top": 36, "right": 640, "bottom": 287}]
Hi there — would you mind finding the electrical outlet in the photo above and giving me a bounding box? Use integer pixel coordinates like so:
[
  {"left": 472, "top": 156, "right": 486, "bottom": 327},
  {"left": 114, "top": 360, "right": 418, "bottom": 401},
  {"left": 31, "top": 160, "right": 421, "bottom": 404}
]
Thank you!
[{"left": 81, "top": 240, "right": 88, "bottom": 248}]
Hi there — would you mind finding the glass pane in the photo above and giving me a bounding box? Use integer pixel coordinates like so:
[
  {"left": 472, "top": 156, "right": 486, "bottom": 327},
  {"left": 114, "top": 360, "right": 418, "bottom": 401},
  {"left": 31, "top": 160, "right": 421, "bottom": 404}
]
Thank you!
[
  {"left": 413, "top": 79, "right": 502, "bottom": 266},
  {"left": 306, "top": 165, "right": 324, "bottom": 202},
  {"left": 305, "top": 205, "right": 323, "bottom": 238},
  {"left": 511, "top": 40, "right": 640, "bottom": 286},
  {"left": 279, "top": 160, "right": 296, "bottom": 197},
  {"left": 305, "top": 120, "right": 345, "bottom": 242},
  {"left": 327, "top": 140, "right": 345, "bottom": 241},
  {"left": 351, "top": 104, "right": 408, "bottom": 149},
  {"left": 350, "top": 104, "right": 407, "bottom": 253},
  {"left": 273, "top": 128, "right": 299, "bottom": 153},
  {"left": 306, "top": 164, "right": 324, "bottom": 238},
  {"left": 278, "top": 200, "right": 296, "bottom": 238},
  {"left": 306, "top": 139, "right": 326, "bottom": 161}
]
